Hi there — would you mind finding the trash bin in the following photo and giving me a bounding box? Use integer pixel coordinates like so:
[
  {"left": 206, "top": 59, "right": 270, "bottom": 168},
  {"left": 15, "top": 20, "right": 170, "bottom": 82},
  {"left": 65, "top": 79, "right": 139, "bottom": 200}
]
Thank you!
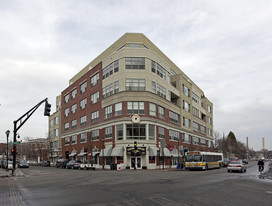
[{"left": 177, "top": 163, "right": 181, "bottom": 169}]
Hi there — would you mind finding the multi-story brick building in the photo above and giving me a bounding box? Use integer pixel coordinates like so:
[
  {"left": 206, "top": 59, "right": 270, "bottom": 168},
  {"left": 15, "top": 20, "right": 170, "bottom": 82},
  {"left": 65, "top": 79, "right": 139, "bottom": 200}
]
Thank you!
[{"left": 60, "top": 33, "right": 213, "bottom": 169}]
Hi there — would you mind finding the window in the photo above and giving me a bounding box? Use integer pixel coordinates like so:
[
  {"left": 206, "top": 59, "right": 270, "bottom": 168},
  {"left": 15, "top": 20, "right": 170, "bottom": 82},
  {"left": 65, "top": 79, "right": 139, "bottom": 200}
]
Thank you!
[
  {"left": 91, "top": 73, "right": 99, "bottom": 86},
  {"left": 193, "top": 122, "right": 199, "bottom": 131},
  {"left": 65, "top": 137, "right": 70, "bottom": 145},
  {"left": 105, "top": 105, "right": 112, "bottom": 119},
  {"left": 183, "top": 85, "right": 190, "bottom": 97},
  {"left": 152, "top": 81, "right": 156, "bottom": 93},
  {"left": 114, "top": 81, "right": 119, "bottom": 93},
  {"left": 116, "top": 124, "right": 123, "bottom": 140},
  {"left": 151, "top": 61, "right": 156, "bottom": 73},
  {"left": 64, "top": 108, "right": 69, "bottom": 117},
  {"left": 105, "top": 126, "right": 112, "bottom": 139},
  {"left": 102, "top": 83, "right": 113, "bottom": 98},
  {"left": 50, "top": 119, "right": 54, "bottom": 127},
  {"left": 126, "top": 124, "right": 146, "bottom": 140},
  {"left": 50, "top": 130, "right": 54, "bottom": 138},
  {"left": 64, "top": 122, "right": 69, "bottom": 130},
  {"left": 80, "top": 115, "right": 87, "bottom": 126},
  {"left": 183, "top": 117, "right": 190, "bottom": 128},
  {"left": 55, "top": 117, "right": 59, "bottom": 125},
  {"left": 151, "top": 61, "right": 166, "bottom": 79},
  {"left": 156, "top": 83, "right": 166, "bottom": 98},
  {"left": 71, "top": 135, "right": 77, "bottom": 144},
  {"left": 64, "top": 94, "right": 69, "bottom": 103},
  {"left": 81, "top": 133, "right": 87, "bottom": 143},
  {"left": 80, "top": 98, "right": 87, "bottom": 109},
  {"left": 149, "top": 124, "right": 155, "bottom": 140},
  {"left": 127, "top": 102, "right": 144, "bottom": 114},
  {"left": 208, "top": 117, "right": 212, "bottom": 125},
  {"left": 54, "top": 129, "right": 59, "bottom": 137},
  {"left": 71, "top": 104, "right": 77, "bottom": 114},
  {"left": 80, "top": 81, "right": 87, "bottom": 93},
  {"left": 192, "top": 92, "right": 200, "bottom": 104},
  {"left": 200, "top": 139, "right": 206, "bottom": 146},
  {"left": 71, "top": 88, "right": 77, "bottom": 99},
  {"left": 115, "top": 103, "right": 122, "bottom": 116},
  {"left": 169, "top": 130, "right": 180, "bottom": 141},
  {"left": 92, "top": 129, "right": 99, "bottom": 141},
  {"left": 169, "top": 111, "right": 179, "bottom": 124},
  {"left": 71, "top": 120, "right": 77, "bottom": 128},
  {"left": 91, "top": 111, "right": 99, "bottom": 122},
  {"left": 91, "top": 91, "right": 99, "bottom": 104},
  {"left": 208, "top": 105, "right": 212, "bottom": 113},
  {"left": 102, "top": 63, "right": 113, "bottom": 79},
  {"left": 192, "top": 107, "right": 199, "bottom": 118},
  {"left": 182, "top": 133, "right": 190, "bottom": 143},
  {"left": 183, "top": 101, "right": 190, "bottom": 112},
  {"left": 200, "top": 125, "right": 206, "bottom": 134},
  {"left": 158, "top": 127, "right": 165, "bottom": 139},
  {"left": 114, "top": 60, "right": 119, "bottom": 73},
  {"left": 208, "top": 129, "right": 212, "bottom": 136},
  {"left": 149, "top": 103, "right": 156, "bottom": 116},
  {"left": 156, "top": 63, "right": 166, "bottom": 79},
  {"left": 125, "top": 57, "right": 145, "bottom": 69},
  {"left": 193, "top": 136, "right": 199, "bottom": 145},
  {"left": 158, "top": 106, "right": 165, "bottom": 118},
  {"left": 125, "top": 79, "right": 145, "bottom": 91}
]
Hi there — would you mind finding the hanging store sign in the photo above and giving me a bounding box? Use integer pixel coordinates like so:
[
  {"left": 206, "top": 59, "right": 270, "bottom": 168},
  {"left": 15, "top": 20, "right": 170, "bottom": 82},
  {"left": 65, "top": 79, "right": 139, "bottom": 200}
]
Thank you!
[{"left": 126, "top": 147, "right": 146, "bottom": 156}]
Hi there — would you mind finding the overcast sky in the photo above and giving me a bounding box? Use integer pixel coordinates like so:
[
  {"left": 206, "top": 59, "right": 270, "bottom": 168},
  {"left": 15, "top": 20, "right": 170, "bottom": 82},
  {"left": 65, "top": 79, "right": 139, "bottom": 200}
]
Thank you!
[{"left": 0, "top": 0, "right": 271, "bottom": 151}]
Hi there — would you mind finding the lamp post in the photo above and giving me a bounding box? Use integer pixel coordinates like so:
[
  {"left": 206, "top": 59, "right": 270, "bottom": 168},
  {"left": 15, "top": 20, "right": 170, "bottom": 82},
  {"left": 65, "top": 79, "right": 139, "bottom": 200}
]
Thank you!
[
  {"left": 102, "top": 138, "right": 105, "bottom": 170},
  {"left": 5, "top": 130, "right": 10, "bottom": 171}
]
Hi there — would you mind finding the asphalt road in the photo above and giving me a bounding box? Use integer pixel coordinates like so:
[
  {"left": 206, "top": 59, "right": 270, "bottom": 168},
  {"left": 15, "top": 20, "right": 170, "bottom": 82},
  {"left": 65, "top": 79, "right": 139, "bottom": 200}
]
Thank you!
[{"left": 4, "top": 161, "right": 272, "bottom": 206}]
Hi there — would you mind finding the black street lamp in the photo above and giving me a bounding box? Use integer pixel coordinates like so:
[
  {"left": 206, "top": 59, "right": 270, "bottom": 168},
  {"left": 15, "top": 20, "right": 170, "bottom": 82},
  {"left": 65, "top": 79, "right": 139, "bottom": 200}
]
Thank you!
[
  {"left": 5, "top": 130, "right": 10, "bottom": 171},
  {"left": 102, "top": 138, "right": 105, "bottom": 170}
]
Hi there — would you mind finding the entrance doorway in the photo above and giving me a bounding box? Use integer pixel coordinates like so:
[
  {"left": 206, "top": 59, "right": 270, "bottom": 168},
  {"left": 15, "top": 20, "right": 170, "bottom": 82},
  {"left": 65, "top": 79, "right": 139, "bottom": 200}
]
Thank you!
[{"left": 131, "top": 157, "right": 141, "bottom": 169}]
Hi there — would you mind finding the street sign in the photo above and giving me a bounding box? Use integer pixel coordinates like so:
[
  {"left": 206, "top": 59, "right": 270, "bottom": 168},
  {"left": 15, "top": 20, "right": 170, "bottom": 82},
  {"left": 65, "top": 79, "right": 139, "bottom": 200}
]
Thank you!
[{"left": 8, "top": 142, "right": 21, "bottom": 145}]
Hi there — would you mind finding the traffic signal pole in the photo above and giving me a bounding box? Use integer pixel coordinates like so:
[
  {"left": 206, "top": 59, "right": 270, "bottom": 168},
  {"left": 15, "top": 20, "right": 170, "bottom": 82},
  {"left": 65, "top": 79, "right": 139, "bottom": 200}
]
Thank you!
[{"left": 12, "top": 98, "right": 50, "bottom": 175}]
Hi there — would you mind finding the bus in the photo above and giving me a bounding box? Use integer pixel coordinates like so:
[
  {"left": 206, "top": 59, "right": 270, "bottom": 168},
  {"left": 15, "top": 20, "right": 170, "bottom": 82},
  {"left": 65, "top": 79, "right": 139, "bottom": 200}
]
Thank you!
[{"left": 185, "top": 151, "right": 224, "bottom": 170}]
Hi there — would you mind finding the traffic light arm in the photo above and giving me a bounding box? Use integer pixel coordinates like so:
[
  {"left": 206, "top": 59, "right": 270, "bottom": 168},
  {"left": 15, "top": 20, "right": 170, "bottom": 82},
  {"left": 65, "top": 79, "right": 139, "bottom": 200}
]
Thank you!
[
  {"left": 12, "top": 98, "right": 49, "bottom": 175},
  {"left": 14, "top": 98, "right": 48, "bottom": 132}
]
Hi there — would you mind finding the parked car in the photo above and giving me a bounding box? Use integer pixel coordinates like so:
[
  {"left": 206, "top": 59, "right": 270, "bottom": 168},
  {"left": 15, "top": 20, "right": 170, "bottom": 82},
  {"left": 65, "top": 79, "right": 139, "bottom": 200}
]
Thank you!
[
  {"left": 7, "top": 161, "right": 13, "bottom": 170},
  {"left": 242, "top": 159, "right": 249, "bottom": 164},
  {"left": 41, "top": 161, "right": 51, "bottom": 167},
  {"left": 223, "top": 158, "right": 230, "bottom": 167},
  {"left": 56, "top": 159, "right": 70, "bottom": 168},
  {"left": 227, "top": 160, "right": 247, "bottom": 173},
  {"left": 66, "top": 160, "right": 82, "bottom": 169},
  {"left": 80, "top": 160, "right": 95, "bottom": 170},
  {"left": 18, "top": 160, "right": 29, "bottom": 168}
]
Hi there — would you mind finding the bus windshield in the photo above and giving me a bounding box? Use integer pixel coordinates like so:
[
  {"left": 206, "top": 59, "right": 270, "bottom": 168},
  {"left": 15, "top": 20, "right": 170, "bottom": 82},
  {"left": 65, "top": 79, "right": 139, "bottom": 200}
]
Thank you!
[{"left": 185, "top": 155, "right": 202, "bottom": 162}]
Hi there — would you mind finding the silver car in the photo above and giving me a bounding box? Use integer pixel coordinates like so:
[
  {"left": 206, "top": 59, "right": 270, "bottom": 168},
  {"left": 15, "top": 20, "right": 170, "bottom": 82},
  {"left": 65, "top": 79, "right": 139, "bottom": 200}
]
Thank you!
[{"left": 227, "top": 160, "right": 247, "bottom": 173}]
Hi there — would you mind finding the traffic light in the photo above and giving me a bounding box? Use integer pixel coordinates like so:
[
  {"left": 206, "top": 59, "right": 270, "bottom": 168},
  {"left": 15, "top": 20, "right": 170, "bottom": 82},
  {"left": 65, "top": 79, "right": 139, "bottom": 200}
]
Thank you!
[
  {"left": 11, "top": 148, "right": 15, "bottom": 155},
  {"left": 44, "top": 100, "right": 51, "bottom": 116},
  {"left": 134, "top": 141, "right": 137, "bottom": 150}
]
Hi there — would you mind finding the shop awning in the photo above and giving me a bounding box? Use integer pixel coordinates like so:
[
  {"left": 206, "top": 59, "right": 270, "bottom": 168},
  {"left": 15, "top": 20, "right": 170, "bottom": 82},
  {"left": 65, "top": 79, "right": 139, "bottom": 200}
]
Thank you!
[
  {"left": 69, "top": 150, "right": 77, "bottom": 157},
  {"left": 149, "top": 147, "right": 159, "bottom": 156},
  {"left": 111, "top": 146, "right": 124, "bottom": 156},
  {"left": 160, "top": 148, "right": 172, "bottom": 157},
  {"left": 99, "top": 146, "right": 112, "bottom": 157},
  {"left": 78, "top": 152, "right": 87, "bottom": 156},
  {"left": 88, "top": 151, "right": 100, "bottom": 156},
  {"left": 170, "top": 148, "right": 179, "bottom": 157}
]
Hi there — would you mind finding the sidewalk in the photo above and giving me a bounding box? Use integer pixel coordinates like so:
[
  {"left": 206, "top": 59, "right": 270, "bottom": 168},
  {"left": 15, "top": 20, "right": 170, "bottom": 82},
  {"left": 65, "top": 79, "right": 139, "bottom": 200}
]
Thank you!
[{"left": 0, "top": 169, "right": 12, "bottom": 178}]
